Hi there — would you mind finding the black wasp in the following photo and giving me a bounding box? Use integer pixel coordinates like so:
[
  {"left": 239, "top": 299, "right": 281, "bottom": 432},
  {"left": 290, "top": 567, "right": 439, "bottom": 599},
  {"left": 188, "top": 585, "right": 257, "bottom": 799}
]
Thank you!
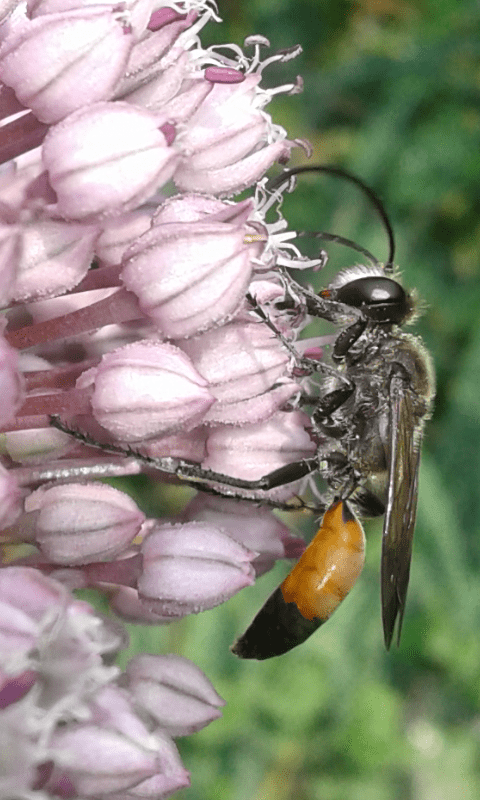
[
  {"left": 229, "top": 165, "right": 435, "bottom": 658},
  {"left": 51, "top": 165, "right": 435, "bottom": 658}
]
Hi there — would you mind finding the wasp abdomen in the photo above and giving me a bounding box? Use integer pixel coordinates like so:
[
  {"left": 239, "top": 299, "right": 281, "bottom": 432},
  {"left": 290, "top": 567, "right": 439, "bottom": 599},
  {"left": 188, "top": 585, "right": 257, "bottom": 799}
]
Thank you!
[
  {"left": 281, "top": 501, "right": 364, "bottom": 620},
  {"left": 231, "top": 502, "right": 365, "bottom": 659}
]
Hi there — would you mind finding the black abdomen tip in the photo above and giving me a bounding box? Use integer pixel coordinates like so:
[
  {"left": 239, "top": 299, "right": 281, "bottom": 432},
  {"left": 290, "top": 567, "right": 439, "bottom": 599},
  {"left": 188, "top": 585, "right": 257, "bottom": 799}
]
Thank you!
[{"left": 231, "top": 586, "right": 323, "bottom": 660}]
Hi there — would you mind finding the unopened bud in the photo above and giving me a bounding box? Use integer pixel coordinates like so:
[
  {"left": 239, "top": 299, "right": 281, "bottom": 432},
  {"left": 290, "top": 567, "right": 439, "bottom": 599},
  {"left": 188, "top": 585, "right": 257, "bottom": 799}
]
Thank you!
[
  {"left": 25, "top": 482, "right": 145, "bottom": 565},
  {"left": 77, "top": 340, "right": 215, "bottom": 442},
  {"left": 127, "top": 654, "right": 225, "bottom": 736},
  {"left": 139, "top": 521, "right": 256, "bottom": 616}
]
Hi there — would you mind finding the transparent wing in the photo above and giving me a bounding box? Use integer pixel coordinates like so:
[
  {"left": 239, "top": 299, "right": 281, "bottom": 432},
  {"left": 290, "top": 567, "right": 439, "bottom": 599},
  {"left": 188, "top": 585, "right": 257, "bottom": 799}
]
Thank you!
[{"left": 381, "top": 372, "right": 422, "bottom": 649}]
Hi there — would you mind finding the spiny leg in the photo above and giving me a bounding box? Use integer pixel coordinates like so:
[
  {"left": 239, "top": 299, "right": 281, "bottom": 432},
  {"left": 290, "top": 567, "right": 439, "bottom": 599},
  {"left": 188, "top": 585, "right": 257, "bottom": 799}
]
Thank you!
[
  {"left": 245, "top": 290, "right": 353, "bottom": 386},
  {"left": 49, "top": 415, "right": 324, "bottom": 511}
]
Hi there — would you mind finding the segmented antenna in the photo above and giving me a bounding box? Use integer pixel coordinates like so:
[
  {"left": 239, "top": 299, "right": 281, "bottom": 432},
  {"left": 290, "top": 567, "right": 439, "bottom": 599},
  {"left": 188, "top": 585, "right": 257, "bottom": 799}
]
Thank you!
[{"left": 268, "top": 164, "right": 396, "bottom": 272}]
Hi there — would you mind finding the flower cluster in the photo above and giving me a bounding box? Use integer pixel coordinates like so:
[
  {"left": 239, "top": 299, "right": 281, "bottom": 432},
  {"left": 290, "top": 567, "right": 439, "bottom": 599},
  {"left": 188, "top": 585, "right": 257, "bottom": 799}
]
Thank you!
[
  {"left": 0, "top": 0, "right": 323, "bottom": 796},
  {"left": 0, "top": 566, "right": 224, "bottom": 797}
]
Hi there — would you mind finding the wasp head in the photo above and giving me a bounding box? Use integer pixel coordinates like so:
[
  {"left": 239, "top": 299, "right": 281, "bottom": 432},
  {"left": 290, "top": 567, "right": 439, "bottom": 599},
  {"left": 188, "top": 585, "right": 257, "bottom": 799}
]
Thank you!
[{"left": 320, "top": 264, "right": 417, "bottom": 326}]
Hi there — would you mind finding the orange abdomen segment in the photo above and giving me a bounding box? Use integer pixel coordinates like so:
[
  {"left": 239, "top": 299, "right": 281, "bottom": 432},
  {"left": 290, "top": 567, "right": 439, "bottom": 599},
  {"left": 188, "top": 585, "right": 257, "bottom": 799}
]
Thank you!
[
  {"left": 231, "top": 501, "right": 366, "bottom": 659},
  {"left": 281, "top": 501, "right": 365, "bottom": 621}
]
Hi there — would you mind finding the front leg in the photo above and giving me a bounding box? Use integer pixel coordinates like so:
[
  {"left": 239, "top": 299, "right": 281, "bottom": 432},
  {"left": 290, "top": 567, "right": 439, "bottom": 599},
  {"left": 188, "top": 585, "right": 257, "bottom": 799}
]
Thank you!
[{"left": 332, "top": 317, "right": 368, "bottom": 361}]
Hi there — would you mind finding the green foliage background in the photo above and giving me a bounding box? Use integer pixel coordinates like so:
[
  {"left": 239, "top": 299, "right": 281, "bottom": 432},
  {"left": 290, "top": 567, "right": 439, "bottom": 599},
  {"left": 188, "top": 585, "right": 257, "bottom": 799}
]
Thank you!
[{"left": 116, "top": 2, "right": 480, "bottom": 798}]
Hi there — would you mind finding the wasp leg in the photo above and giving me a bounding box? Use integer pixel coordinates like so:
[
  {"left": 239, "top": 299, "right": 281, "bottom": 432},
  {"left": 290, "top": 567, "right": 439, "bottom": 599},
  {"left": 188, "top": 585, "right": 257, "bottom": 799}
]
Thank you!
[
  {"left": 245, "top": 292, "right": 309, "bottom": 368},
  {"left": 332, "top": 317, "right": 368, "bottom": 360},
  {"left": 176, "top": 477, "right": 315, "bottom": 513},
  {"left": 312, "top": 384, "right": 355, "bottom": 438},
  {"left": 245, "top": 290, "right": 356, "bottom": 389},
  {"left": 50, "top": 416, "right": 321, "bottom": 503},
  {"left": 177, "top": 457, "right": 319, "bottom": 491}
]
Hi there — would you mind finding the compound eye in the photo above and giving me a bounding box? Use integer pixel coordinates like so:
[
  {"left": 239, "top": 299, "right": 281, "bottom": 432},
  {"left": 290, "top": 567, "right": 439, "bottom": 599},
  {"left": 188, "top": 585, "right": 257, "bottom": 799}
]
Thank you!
[{"left": 333, "top": 276, "right": 409, "bottom": 324}]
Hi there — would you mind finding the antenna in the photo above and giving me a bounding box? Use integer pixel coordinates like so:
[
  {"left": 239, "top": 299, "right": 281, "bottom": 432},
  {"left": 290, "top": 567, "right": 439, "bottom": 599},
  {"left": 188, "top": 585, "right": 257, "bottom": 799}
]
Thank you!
[{"left": 268, "top": 164, "right": 396, "bottom": 272}]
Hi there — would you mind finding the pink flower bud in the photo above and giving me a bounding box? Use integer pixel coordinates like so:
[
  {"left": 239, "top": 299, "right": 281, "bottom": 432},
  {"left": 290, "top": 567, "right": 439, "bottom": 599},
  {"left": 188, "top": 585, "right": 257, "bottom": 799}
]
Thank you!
[
  {"left": 42, "top": 102, "right": 179, "bottom": 220},
  {"left": 47, "top": 682, "right": 190, "bottom": 797},
  {"left": 25, "top": 482, "right": 145, "bottom": 564},
  {"left": 180, "top": 320, "right": 300, "bottom": 425},
  {"left": 139, "top": 521, "right": 256, "bottom": 616},
  {"left": 203, "top": 410, "right": 316, "bottom": 500},
  {"left": 0, "top": 7, "right": 133, "bottom": 124},
  {"left": 177, "top": 76, "right": 268, "bottom": 170},
  {"left": 157, "top": 77, "right": 213, "bottom": 125},
  {"left": 12, "top": 219, "right": 98, "bottom": 301},
  {"left": 181, "top": 494, "right": 303, "bottom": 577},
  {"left": 175, "top": 139, "right": 292, "bottom": 196},
  {"left": 111, "top": 586, "right": 175, "bottom": 623},
  {"left": 153, "top": 193, "right": 256, "bottom": 226},
  {"left": 50, "top": 723, "right": 160, "bottom": 796},
  {"left": 0, "top": 332, "right": 24, "bottom": 426},
  {"left": 29, "top": 0, "right": 152, "bottom": 38},
  {"left": 142, "top": 426, "right": 207, "bottom": 463},
  {"left": 119, "top": 745, "right": 190, "bottom": 799},
  {"left": 78, "top": 340, "right": 215, "bottom": 442},
  {"left": 174, "top": 75, "right": 293, "bottom": 194},
  {"left": 118, "top": 46, "right": 190, "bottom": 111},
  {"left": 127, "top": 654, "right": 225, "bottom": 737},
  {"left": 121, "top": 196, "right": 261, "bottom": 338}
]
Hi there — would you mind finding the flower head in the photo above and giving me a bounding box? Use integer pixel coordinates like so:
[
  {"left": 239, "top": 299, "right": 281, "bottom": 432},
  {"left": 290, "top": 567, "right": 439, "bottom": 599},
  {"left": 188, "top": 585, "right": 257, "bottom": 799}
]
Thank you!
[{"left": 0, "top": 3, "right": 325, "bottom": 797}]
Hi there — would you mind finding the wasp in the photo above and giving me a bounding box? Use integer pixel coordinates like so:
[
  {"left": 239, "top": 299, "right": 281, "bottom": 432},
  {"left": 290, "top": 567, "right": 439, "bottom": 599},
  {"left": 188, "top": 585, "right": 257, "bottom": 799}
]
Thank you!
[
  {"left": 50, "top": 165, "right": 435, "bottom": 656},
  {"left": 229, "top": 165, "right": 435, "bottom": 657}
]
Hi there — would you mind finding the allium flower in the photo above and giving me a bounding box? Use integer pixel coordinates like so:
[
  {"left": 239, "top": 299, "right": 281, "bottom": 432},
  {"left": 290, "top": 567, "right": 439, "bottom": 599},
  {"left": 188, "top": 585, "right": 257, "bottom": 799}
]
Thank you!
[
  {"left": 42, "top": 101, "right": 180, "bottom": 220},
  {"left": 77, "top": 340, "right": 216, "bottom": 441},
  {"left": 0, "top": 6, "right": 135, "bottom": 123},
  {"left": 203, "top": 410, "right": 317, "bottom": 497},
  {"left": 180, "top": 493, "right": 306, "bottom": 576},
  {"left": 174, "top": 74, "right": 293, "bottom": 194},
  {"left": 121, "top": 194, "right": 262, "bottom": 337},
  {"left": 0, "top": 3, "right": 326, "bottom": 797},
  {"left": 24, "top": 482, "right": 146, "bottom": 564},
  {"left": 139, "top": 520, "right": 257, "bottom": 616},
  {"left": 126, "top": 653, "right": 226, "bottom": 736},
  {"left": 0, "top": 567, "right": 191, "bottom": 797},
  {"left": 180, "top": 319, "right": 300, "bottom": 423}
]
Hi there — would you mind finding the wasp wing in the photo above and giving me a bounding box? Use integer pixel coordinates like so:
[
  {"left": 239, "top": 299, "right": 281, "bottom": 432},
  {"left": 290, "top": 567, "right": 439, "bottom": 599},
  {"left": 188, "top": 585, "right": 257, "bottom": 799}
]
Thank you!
[{"left": 381, "top": 372, "right": 422, "bottom": 649}]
